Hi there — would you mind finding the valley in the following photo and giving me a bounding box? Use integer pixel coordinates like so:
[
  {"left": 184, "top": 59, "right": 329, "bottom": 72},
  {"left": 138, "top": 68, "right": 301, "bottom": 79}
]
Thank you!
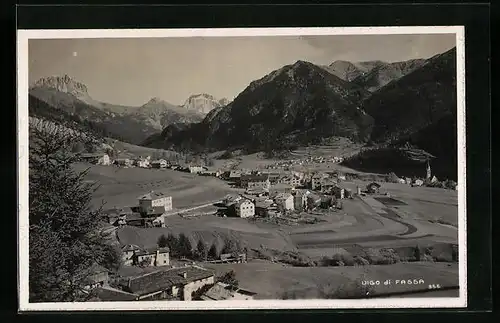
[{"left": 28, "top": 43, "right": 460, "bottom": 301}]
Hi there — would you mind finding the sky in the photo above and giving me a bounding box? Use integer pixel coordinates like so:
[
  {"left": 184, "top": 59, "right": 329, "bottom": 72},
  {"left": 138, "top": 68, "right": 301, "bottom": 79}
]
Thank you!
[{"left": 28, "top": 34, "right": 456, "bottom": 106}]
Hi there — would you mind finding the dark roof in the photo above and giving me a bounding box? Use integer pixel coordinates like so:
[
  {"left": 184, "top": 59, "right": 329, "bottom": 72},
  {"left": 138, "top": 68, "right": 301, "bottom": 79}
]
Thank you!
[
  {"left": 143, "top": 206, "right": 167, "bottom": 216},
  {"left": 241, "top": 174, "right": 269, "bottom": 182},
  {"left": 135, "top": 246, "right": 170, "bottom": 256},
  {"left": 368, "top": 182, "right": 381, "bottom": 188},
  {"left": 270, "top": 184, "right": 293, "bottom": 190},
  {"left": 121, "top": 244, "right": 142, "bottom": 252},
  {"left": 125, "top": 266, "right": 214, "bottom": 296},
  {"left": 138, "top": 191, "right": 169, "bottom": 200},
  {"left": 125, "top": 213, "right": 143, "bottom": 221},
  {"left": 92, "top": 286, "right": 138, "bottom": 302}
]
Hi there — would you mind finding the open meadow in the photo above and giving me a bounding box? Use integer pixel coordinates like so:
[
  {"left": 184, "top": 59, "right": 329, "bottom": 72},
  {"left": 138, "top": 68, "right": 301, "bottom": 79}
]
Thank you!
[{"left": 74, "top": 163, "right": 240, "bottom": 210}]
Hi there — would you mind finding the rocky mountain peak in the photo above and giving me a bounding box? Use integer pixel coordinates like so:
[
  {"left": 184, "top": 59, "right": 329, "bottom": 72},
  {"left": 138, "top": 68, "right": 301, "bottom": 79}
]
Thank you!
[
  {"left": 182, "top": 93, "right": 229, "bottom": 114},
  {"left": 31, "top": 74, "right": 89, "bottom": 98}
]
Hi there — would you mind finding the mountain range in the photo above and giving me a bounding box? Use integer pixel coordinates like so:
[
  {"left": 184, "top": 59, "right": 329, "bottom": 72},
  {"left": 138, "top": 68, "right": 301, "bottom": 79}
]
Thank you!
[
  {"left": 29, "top": 47, "right": 457, "bottom": 178},
  {"left": 29, "top": 75, "right": 229, "bottom": 144}
]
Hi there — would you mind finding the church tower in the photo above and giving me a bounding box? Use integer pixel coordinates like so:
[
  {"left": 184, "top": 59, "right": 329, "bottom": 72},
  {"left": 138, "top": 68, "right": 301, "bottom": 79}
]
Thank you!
[{"left": 426, "top": 160, "right": 432, "bottom": 180}]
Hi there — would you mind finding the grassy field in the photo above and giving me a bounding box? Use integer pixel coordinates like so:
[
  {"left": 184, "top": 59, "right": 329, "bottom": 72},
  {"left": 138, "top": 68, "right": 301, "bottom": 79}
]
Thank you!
[
  {"left": 75, "top": 163, "right": 239, "bottom": 210},
  {"left": 117, "top": 215, "right": 297, "bottom": 252},
  {"left": 203, "top": 260, "right": 459, "bottom": 299}
]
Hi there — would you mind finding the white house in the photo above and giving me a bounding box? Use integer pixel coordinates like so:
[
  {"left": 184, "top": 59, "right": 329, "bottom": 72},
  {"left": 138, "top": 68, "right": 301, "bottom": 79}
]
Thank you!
[
  {"left": 274, "top": 193, "right": 294, "bottom": 211},
  {"left": 134, "top": 247, "right": 170, "bottom": 267},
  {"left": 232, "top": 199, "right": 255, "bottom": 218},
  {"left": 188, "top": 165, "right": 206, "bottom": 174},
  {"left": 138, "top": 191, "right": 173, "bottom": 214}
]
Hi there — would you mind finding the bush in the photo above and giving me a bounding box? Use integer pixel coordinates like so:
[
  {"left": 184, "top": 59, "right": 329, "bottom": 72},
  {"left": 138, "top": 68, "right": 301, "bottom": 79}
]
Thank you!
[{"left": 353, "top": 256, "right": 370, "bottom": 266}]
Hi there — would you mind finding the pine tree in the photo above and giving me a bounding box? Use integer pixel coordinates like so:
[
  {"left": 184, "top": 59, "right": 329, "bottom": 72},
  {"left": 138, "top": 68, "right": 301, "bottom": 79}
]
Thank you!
[
  {"left": 177, "top": 233, "right": 193, "bottom": 258},
  {"left": 166, "top": 233, "right": 179, "bottom": 256},
  {"left": 195, "top": 240, "right": 208, "bottom": 261},
  {"left": 29, "top": 123, "right": 120, "bottom": 302},
  {"left": 157, "top": 234, "right": 168, "bottom": 248},
  {"left": 208, "top": 243, "right": 219, "bottom": 260}
]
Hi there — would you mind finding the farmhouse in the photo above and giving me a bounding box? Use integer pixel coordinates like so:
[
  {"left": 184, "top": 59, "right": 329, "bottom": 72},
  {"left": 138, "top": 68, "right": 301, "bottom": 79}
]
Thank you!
[
  {"left": 138, "top": 191, "right": 173, "bottom": 213},
  {"left": 151, "top": 159, "right": 168, "bottom": 168},
  {"left": 80, "top": 153, "right": 111, "bottom": 166},
  {"left": 200, "top": 282, "right": 257, "bottom": 301},
  {"left": 274, "top": 193, "right": 294, "bottom": 211},
  {"left": 134, "top": 247, "right": 170, "bottom": 267},
  {"left": 120, "top": 266, "right": 215, "bottom": 301},
  {"left": 231, "top": 199, "right": 255, "bottom": 218},
  {"left": 240, "top": 174, "right": 271, "bottom": 190}
]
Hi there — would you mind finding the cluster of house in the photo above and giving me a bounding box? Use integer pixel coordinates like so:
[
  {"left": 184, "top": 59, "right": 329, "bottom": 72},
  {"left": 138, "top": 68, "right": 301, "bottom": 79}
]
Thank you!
[
  {"left": 101, "top": 191, "right": 173, "bottom": 228},
  {"left": 86, "top": 245, "right": 256, "bottom": 302},
  {"left": 264, "top": 155, "right": 344, "bottom": 171},
  {"left": 79, "top": 152, "right": 211, "bottom": 174},
  {"left": 88, "top": 264, "right": 257, "bottom": 302}
]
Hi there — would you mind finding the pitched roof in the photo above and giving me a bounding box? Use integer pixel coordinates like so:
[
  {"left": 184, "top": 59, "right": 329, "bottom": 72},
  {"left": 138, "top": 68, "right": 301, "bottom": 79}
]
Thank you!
[
  {"left": 241, "top": 174, "right": 269, "bottom": 182},
  {"left": 135, "top": 246, "right": 170, "bottom": 256},
  {"left": 125, "top": 266, "right": 214, "bottom": 296},
  {"left": 138, "top": 191, "right": 169, "bottom": 200},
  {"left": 121, "top": 244, "right": 142, "bottom": 252},
  {"left": 91, "top": 286, "right": 138, "bottom": 302}
]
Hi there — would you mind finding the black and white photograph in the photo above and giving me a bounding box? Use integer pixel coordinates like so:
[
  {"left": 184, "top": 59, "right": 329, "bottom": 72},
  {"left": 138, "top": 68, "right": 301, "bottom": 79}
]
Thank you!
[{"left": 17, "top": 27, "right": 466, "bottom": 310}]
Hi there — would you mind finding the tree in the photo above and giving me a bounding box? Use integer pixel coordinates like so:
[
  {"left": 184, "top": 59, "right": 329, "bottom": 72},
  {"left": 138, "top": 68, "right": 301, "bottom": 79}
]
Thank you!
[
  {"left": 157, "top": 234, "right": 168, "bottom": 248},
  {"left": 222, "top": 238, "right": 242, "bottom": 256},
  {"left": 165, "top": 233, "right": 179, "bottom": 256},
  {"left": 195, "top": 240, "right": 208, "bottom": 261},
  {"left": 177, "top": 233, "right": 193, "bottom": 258},
  {"left": 208, "top": 243, "right": 219, "bottom": 260},
  {"left": 217, "top": 270, "right": 239, "bottom": 289},
  {"left": 29, "top": 122, "right": 121, "bottom": 302}
]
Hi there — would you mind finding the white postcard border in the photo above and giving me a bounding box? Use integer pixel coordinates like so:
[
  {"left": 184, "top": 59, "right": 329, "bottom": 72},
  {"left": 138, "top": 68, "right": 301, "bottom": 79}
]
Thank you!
[{"left": 17, "top": 26, "right": 467, "bottom": 311}]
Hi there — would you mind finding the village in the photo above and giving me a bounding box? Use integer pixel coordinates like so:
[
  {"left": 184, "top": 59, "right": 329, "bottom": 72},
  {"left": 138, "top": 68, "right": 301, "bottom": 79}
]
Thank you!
[{"left": 78, "top": 150, "right": 459, "bottom": 301}]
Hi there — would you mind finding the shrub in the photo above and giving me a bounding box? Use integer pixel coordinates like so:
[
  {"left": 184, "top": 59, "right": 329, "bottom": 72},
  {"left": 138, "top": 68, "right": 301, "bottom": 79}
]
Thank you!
[{"left": 353, "top": 256, "right": 370, "bottom": 266}]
